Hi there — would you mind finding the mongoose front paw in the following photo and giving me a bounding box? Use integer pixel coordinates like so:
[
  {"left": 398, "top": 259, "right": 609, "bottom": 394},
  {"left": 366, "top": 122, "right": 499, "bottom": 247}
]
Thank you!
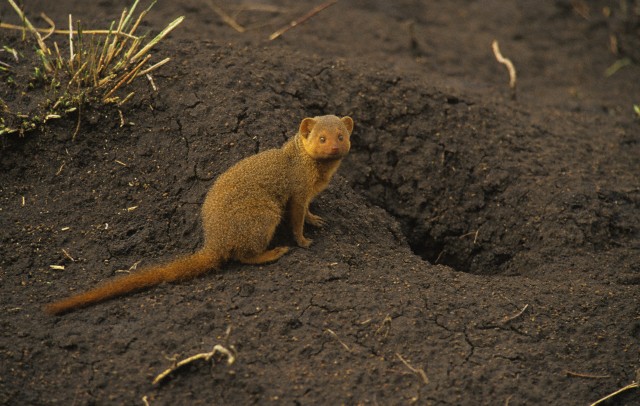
[
  {"left": 305, "top": 212, "right": 325, "bottom": 227},
  {"left": 296, "top": 236, "right": 313, "bottom": 248}
]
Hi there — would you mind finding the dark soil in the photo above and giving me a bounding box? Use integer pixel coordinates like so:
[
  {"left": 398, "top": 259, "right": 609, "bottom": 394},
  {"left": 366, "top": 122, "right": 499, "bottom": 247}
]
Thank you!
[{"left": 1, "top": 1, "right": 639, "bottom": 405}]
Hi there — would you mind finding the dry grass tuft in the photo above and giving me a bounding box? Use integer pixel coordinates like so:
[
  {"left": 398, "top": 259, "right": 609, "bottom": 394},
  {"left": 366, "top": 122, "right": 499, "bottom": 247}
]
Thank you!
[{"left": 0, "top": 0, "right": 183, "bottom": 136}]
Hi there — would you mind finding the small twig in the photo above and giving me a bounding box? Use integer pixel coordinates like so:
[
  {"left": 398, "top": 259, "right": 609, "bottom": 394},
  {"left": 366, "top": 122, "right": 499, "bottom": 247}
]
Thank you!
[
  {"left": 7, "top": 0, "right": 49, "bottom": 54},
  {"left": 434, "top": 250, "right": 444, "bottom": 264},
  {"left": 146, "top": 74, "right": 157, "bottom": 91},
  {"left": 565, "top": 370, "right": 610, "bottom": 379},
  {"left": 221, "top": 325, "right": 233, "bottom": 347},
  {"left": 491, "top": 40, "right": 517, "bottom": 98},
  {"left": 590, "top": 380, "right": 639, "bottom": 406},
  {"left": 459, "top": 229, "right": 480, "bottom": 244},
  {"left": 72, "top": 101, "right": 82, "bottom": 140},
  {"left": 55, "top": 162, "right": 66, "bottom": 176},
  {"left": 61, "top": 248, "right": 75, "bottom": 262},
  {"left": 137, "top": 57, "right": 171, "bottom": 77},
  {"left": 229, "top": 4, "right": 283, "bottom": 15},
  {"left": 153, "top": 344, "right": 236, "bottom": 385},
  {"left": 103, "top": 54, "right": 151, "bottom": 100},
  {"left": 0, "top": 22, "right": 139, "bottom": 39},
  {"left": 374, "top": 314, "right": 392, "bottom": 337},
  {"left": 396, "top": 353, "right": 429, "bottom": 385},
  {"left": 500, "top": 304, "right": 528, "bottom": 324},
  {"left": 325, "top": 328, "right": 351, "bottom": 352},
  {"left": 115, "top": 260, "right": 142, "bottom": 274},
  {"left": 68, "top": 61, "right": 88, "bottom": 87},
  {"left": 1, "top": 46, "right": 19, "bottom": 62},
  {"left": 209, "top": 2, "right": 246, "bottom": 33},
  {"left": 68, "top": 14, "right": 74, "bottom": 68},
  {"left": 269, "top": 0, "right": 338, "bottom": 41},
  {"left": 39, "top": 13, "right": 56, "bottom": 40},
  {"left": 53, "top": 41, "right": 63, "bottom": 68},
  {"left": 118, "top": 92, "right": 135, "bottom": 107},
  {"left": 118, "top": 109, "right": 125, "bottom": 127}
]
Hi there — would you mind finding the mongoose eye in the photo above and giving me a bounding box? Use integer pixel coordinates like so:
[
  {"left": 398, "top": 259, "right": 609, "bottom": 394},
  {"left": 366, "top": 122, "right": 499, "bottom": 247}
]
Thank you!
[
  {"left": 338, "top": 135, "right": 344, "bottom": 141},
  {"left": 319, "top": 137, "right": 326, "bottom": 143}
]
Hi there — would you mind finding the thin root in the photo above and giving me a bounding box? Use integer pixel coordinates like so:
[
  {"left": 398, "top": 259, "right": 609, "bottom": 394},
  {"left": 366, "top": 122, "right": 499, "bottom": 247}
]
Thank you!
[
  {"left": 500, "top": 304, "right": 528, "bottom": 324},
  {"left": 39, "top": 13, "right": 56, "bottom": 40},
  {"left": 492, "top": 40, "right": 517, "bottom": 97},
  {"left": 152, "top": 344, "right": 236, "bottom": 385},
  {"left": 209, "top": 2, "right": 246, "bottom": 33},
  {"left": 374, "top": 314, "right": 392, "bottom": 337},
  {"left": 269, "top": 0, "right": 338, "bottom": 41},
  {"left": 590, "top": 380, "right": 639, "bottom": 406},
  {"left": 396, "top": 353, "right": 429, "bottom": 385},
  {"left": 325, "top": 328, "right": 351, "bottom": 353},
  {"left": 565, "top": 370, "right": 610, "bottom": 379}
]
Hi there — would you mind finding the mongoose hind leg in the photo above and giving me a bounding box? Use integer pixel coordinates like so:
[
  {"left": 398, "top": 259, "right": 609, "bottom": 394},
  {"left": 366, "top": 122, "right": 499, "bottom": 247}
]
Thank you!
[
  {"left": 239, "top": 246, "right": 290, "bottom": 265},
  {"left": 229, "top": 206, "right": 286, "bottom": 264}
]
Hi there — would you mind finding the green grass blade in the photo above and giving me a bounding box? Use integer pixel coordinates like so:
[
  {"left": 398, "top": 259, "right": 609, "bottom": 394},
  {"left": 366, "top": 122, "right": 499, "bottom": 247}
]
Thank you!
[{"left": 129, "top": 16, "right": 184, "bottom": 63}]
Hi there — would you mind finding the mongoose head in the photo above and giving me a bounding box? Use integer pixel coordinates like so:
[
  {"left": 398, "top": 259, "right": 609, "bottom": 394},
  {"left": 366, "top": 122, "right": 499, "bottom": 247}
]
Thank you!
[{"left": 299, "top": 115, "right": 354, "bottom": 160}]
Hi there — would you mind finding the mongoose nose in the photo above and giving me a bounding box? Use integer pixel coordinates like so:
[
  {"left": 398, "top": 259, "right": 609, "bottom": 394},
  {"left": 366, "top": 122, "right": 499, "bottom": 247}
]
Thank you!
[{"left": 330, "top": 146, "right": 340, "bottom": 154}]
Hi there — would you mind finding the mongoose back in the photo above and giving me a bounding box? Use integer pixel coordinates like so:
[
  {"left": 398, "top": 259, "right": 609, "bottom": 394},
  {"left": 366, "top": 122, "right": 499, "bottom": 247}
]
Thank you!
[{"left": 45, "top": 115, "right": 354, "bottom": 315}]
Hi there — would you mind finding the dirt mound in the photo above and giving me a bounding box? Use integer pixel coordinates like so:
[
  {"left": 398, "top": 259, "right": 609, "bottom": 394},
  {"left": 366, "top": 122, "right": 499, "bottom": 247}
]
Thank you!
[{"left": 343, "top": 81, "right": 639, "bottom": 275}]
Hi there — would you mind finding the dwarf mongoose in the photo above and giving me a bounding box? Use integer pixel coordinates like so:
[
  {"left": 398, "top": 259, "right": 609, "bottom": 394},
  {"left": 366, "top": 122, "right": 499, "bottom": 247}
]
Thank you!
[{"left": 45, "top": 115, "right": 354, "bottom": 315}]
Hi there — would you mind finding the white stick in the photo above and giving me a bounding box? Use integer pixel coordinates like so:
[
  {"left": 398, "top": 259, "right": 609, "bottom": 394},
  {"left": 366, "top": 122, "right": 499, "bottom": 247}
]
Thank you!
[
  {"left": 69, "top": 14, "right": 74, "bottom": 67},
  {"left": 492, "top": 40, "right": 516, "bottom": 89}
]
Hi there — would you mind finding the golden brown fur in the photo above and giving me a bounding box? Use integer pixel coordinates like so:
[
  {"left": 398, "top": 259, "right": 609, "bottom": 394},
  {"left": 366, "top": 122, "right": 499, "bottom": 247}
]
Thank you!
[{"left": 45, "top": 115, "right": 354, "bottom": 315}]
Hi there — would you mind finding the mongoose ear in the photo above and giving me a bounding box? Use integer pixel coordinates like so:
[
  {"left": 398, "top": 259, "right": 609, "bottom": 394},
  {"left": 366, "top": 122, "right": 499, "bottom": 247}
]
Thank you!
[
  {"left": 341, "top": 116, "right": 354, "bottom": 134},
  {"left": 299, "top": 118, "right": 317, "bottom": 138}
]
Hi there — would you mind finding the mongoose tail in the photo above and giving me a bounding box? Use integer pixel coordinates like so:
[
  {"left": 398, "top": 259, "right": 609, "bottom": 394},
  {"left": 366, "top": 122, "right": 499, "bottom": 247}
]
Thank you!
[{"left": 44, "top": 251, "right": 218, "bottom": 315}]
